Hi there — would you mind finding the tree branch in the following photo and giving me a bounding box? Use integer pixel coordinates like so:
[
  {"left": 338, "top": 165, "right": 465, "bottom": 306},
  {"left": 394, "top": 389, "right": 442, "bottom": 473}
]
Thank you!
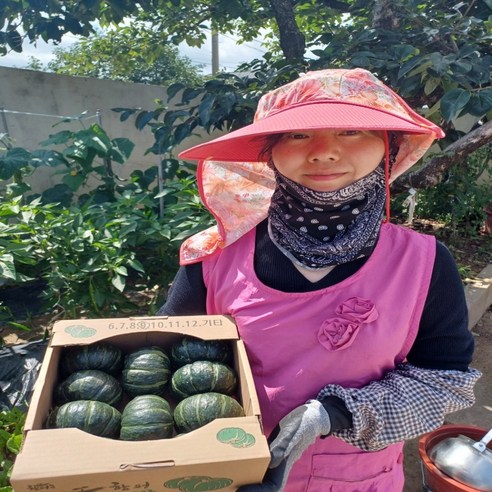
[
  {"left": 269, "top": 0, "right": 306, "bottom": 62},
  {"left": 372, "top": 0, "right": 400, "bottom": 30},
  {"left": 311, "top": 0, "right": 351, "bottom": 12},
  {"left": 391, "top": 120, "right": 492, "bottom": 193}
]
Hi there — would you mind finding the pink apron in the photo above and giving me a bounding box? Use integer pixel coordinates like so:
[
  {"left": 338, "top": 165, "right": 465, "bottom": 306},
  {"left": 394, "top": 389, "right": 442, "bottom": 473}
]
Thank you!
[{"left": 203, "top": 222, "right": 435, "bottom": 491}]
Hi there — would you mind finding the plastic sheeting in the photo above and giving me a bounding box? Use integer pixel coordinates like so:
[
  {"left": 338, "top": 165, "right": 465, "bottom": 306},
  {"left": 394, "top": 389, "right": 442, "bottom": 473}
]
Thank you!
[{"left": 0, "top": 339, "right": 48, "bottom": 411}]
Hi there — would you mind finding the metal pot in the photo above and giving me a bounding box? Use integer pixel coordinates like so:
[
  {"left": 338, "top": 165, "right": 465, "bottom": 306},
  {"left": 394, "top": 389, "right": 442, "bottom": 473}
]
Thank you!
[{"left": 428, "top": 427, "right": 492, "bottom": 491}]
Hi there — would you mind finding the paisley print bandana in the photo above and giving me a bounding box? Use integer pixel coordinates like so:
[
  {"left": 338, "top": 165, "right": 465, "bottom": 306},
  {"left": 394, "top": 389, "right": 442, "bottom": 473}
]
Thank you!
[{"left": 268, "top": 166, "right": 387, "bottom": 268}]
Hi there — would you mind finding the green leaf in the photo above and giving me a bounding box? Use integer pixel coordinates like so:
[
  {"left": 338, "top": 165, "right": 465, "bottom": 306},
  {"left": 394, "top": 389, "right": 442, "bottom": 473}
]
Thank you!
[
  {"left": 6, "top": 322, "right": 30, "bottom": 332},
  {"left": 112, "top": 107, "right": 138, "bottom": 122},
  {"left": 110, "top": 138, "right": 134, "bottom": 163},
  {"left": 135, "top": 110, "right": 156, "bottom": 130},
  {"left": 428, "top": 52, "right": 450, "bottom": 76},
  {"left": 114, "top": 265, "right": 128, "bottom": 276},
  {"left": 398, "top": 55, "right": 425, "bottom": 79},
  {"left": 464, "top": 90, "right": 492, "bottom": 117},
  {"left": 217, "top": 92, "right": 237, "bottom": 114},
  {"left": 83, "top": 125, "right": 112, "bottom": 154},
  {"left": 62, "top": 172, "right": 86, "bottom": 192},
  {"left": 0, "top": 148, "right": 32, "bottom": 179},
  {"left": 0, "top": 254, "right": 16, "bottom": 280},
  {"left": 30, "top": 149, "right": 67, "bottom": 168},
  {"left": 173, "top": 122, "right": 192, "bottom": 146},
  {"left": 164, "top": 109, "right": 190, "bottom": 127},
  {"left": 40, "top": 131, "right": 73, "bottom": 146},
  {"left": 6, "top": 29, "right": 22, "bottom": 52},
  {"left": 167, "top": 82, "right": 185, "bottom": 100},
  {"left": 391, "top": 44, "right": 418, "bottom": 62},
  {"left": 440, "top": 89, "right": 471, "bottom": 122},
  {"left": 111, "top": 274, "right": 126, "bottom": 292},
  {"left": 90, "top": 282, "right": 106, "bottom": 309},
  {"left": 161, "top": 158, "right": 180, "bottom": 180},
  {"left": 41, "top": 183, "right": 74, "bottom": 206},
  {"left": 127, "top": 258, "right": 145, "bottom": 273},
  {"left": 181, "top": 88, "right": 203, "bottom": 104},
  {"left": 198, "top": 94, "right": 216, "bottom": 126},
  {"left": 424, "top": 77, "right": 440, "bottom": 96}
]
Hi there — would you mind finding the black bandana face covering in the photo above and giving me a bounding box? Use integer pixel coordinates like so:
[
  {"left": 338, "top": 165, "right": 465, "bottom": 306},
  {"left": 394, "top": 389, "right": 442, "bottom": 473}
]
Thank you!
[{"left": 267, "top": 166, "right": 387, "bottom": 269}]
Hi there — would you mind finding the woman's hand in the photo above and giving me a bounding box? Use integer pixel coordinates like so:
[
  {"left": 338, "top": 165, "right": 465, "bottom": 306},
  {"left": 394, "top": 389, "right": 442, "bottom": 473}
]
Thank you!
[{"left": 237, "top": 400, "right": 331, "bottom": 491}]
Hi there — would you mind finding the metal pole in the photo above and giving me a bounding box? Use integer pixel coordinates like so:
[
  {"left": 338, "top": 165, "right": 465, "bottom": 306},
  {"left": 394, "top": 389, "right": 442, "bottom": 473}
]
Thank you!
[
  {"left": 158, "top": 158, "right": 164, "bottom": 219},
  {"left": 211, "top": 30, "right": 219, "bottom": 74},
  {"left": 0, "top": 107, "right": 10, "bottom": 138}
]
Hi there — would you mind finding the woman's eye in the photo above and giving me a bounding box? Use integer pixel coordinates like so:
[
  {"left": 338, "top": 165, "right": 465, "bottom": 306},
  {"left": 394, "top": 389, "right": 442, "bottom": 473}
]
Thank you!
[
  {"left": 286, "top": 132, "right": 309, "bottom": 139},
  {"left": 340, "top": 130, "right": 360, "bottom": 136}
]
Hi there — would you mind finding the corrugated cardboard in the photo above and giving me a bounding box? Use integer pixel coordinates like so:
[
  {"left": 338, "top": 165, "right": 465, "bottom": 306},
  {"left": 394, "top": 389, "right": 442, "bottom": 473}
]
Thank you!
[{"left": 11, "top": 315, "right": 270, "bottom": 492}]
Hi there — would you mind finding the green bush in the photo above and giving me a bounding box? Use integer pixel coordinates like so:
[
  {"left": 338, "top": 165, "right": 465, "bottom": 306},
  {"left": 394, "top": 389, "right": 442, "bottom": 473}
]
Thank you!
[
  {"left": 0, "top": 407, "right": 25, "bottom": 491},
  {"left": 392, "top": 147, "right": 492, "bottom": 235},
  {"left": 0, "top": 181, "right": 212, "bottom": 319},
  {"left": 0, "top": 123, "right": 213, "bottom": 322}
]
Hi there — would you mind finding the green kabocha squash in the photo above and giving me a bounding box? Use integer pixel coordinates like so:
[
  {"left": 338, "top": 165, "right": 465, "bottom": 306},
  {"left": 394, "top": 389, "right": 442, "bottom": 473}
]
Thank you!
[
  {"left": 49, "top": 400, "right": 121, "bottom": 438},
  {"left": 171, "top": 361, "right": 238, "bottom": 400},
  {"left": 174, "top": 392, "right": 244, "bottom": 433},
  {"left": 59, "top": 342, "right": 123, "bottom": 377},
  {"left": 171, "top": 337, "right": 233, "bottom": 369},
  {"left": 120, "top": 395, "right": 174, "bottom": 441},
  {"left": 121, "top": 346, "right": 171, "bottom": 397},
  {"left": 54, "top": 369, "right": 123, "bottom": 407}
]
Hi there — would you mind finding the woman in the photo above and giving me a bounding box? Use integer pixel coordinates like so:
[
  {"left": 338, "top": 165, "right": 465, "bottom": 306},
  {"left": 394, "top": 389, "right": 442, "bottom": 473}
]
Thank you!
[{"left": 158, "top": 68, "right": 480, "bottom": 491}]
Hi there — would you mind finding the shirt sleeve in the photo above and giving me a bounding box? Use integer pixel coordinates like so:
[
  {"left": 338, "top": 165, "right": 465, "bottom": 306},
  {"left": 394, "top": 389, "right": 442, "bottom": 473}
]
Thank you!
[
  {"left": 406, "top": 241, "right": 473, "bottom": 371},
  {"left": 156, "top": 262, "right": 207, "bottom": 315},
  {"left": 317, "top": 364, "right": 481, "bottom": 451}
]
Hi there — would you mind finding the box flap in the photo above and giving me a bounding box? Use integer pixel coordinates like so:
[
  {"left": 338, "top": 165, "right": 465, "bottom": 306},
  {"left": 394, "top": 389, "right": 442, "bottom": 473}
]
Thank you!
[{"left": 51, "top": 315, "right": 238, "bottom": 346}]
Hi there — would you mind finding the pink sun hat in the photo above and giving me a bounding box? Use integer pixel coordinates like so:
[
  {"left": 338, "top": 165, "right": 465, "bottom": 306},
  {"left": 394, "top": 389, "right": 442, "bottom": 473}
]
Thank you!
[
  {"left": 178, "top": 68, "right": 445, "bottom": 265},
  {"left": 179, "top": 68, "right": 444, "bottom": 177}
]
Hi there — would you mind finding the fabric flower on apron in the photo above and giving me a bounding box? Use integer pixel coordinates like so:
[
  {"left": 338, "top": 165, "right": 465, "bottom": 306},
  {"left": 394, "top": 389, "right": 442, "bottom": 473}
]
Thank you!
[{"left": 318, "top": 297, "right": 378, "bottom": 351}]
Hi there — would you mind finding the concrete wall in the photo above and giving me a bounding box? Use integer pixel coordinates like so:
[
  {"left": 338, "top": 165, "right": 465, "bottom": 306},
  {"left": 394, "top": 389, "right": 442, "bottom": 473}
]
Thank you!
[
  {"left": 1, "top": 66, "right": 490, "bottom": 194},
  {"left": 0, "top": 66, "right": 206, "bottom": 194}
]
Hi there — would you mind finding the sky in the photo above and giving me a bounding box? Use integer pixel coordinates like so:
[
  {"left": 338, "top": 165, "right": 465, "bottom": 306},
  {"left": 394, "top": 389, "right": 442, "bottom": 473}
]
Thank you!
[{"left": 0, "top": 29, "right": 268, "bottom": 74}]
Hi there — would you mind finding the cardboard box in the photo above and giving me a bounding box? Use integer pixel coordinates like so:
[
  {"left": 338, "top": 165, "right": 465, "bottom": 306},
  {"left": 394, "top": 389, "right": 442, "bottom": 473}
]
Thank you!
[{"left": 11, "top": 315, "right": 270, "bottom": 492}]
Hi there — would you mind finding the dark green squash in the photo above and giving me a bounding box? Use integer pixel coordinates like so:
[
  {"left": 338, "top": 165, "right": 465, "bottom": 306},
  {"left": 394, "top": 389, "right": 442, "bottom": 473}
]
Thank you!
[
  {"left": 54, "top": 369, "right": 123, "bottom": 407},
  {"left": 174, "top": 392, "right": 244, "bottom": 433},
  {"left": 171, "top": 361, "right": 237, "bottom": 400},
  {"left": 59, "top": 342, "right": 123, "bottom": 377},
  {"left": 121, "top": 346, "right": 171, "bottom": 397},
  {"left": 171, "top": 337, "right": 233, "bottom": 369},
  {"left": 49, "top": 400, "right": 121, "bottom": 438},
  {"left": 120, "top": 395, "right": 174, "bottom": 441}
]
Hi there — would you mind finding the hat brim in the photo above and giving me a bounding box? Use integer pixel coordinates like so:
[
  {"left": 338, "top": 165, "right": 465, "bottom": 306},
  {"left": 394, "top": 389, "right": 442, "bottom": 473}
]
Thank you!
[{"left": 179, "top": 101, "right": 437, "bottom": 162}]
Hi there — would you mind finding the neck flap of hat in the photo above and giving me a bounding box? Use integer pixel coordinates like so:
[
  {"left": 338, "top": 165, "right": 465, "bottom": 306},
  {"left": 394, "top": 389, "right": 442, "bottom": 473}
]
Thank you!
[{"left": 179, "top": 68, "right": 444, "bottom": 265}]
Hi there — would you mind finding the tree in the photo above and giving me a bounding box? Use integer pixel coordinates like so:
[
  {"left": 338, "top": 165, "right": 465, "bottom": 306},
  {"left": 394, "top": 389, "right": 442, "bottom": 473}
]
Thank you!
[
  {"left": 2, "top": 0, "right": 491, "bottom": 192},
  {"left": 46, "top": 24, "right": 203, "bottom": 86}
]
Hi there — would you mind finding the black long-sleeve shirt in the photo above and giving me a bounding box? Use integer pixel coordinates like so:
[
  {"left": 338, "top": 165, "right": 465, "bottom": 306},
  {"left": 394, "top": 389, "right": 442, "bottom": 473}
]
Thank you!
[
  {"left": 159, "top": 220, "right": 473, "bottom": 372},
  {"left": 158, "top": 220, "right": 477, "bottom": 439}
]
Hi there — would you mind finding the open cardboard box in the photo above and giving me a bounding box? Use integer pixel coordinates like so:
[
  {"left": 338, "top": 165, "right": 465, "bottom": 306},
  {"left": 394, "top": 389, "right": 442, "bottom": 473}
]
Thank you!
[{"left": 11, "top": 315, "right": 270, "bottom": 492}]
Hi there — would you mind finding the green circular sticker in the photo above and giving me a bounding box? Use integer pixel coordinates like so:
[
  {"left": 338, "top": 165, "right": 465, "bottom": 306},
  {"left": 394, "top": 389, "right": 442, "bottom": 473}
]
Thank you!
[
  {"left": 64, "top": 325, "right": 97, "bottom": 338},
  {"left": 164, "top": 476, "right": 233, "bottom": 491},
  {"left": 217, "top": 427, "right": 256, "bottom": 448}
]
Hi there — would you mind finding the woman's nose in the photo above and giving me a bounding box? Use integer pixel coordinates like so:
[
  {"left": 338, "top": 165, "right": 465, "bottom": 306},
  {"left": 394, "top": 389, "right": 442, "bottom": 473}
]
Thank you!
[{"left": 307, "top": 135, "right": 340, "bottom": 162}]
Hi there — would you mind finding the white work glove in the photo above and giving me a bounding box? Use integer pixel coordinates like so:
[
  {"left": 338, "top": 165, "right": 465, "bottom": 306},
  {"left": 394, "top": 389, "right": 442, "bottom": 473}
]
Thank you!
[{"left": 237, "top": 400, "right": 331, "bottom": 492}]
